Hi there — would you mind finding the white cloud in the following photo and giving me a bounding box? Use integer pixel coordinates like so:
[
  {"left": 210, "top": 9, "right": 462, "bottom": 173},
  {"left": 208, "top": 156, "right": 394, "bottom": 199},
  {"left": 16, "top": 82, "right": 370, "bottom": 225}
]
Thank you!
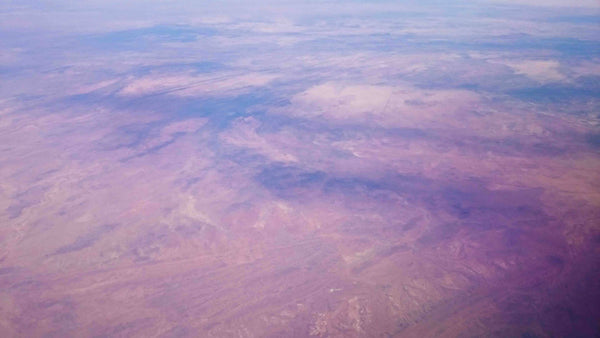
[
  {"left": 280, "top": 82, "right": 481, "bottom": 129},
  {"left": 505, "top": 60, "right": 566, "bottom": 84},
  {"left": 118, "top": 72, "right": 278, "bottom": 97}
]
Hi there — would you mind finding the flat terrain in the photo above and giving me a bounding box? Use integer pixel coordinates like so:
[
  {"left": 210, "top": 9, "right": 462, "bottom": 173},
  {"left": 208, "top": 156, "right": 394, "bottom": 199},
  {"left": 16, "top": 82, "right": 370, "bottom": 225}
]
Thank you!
[{"left": 0, "top": 1, "right": 599, "bottom": 336}]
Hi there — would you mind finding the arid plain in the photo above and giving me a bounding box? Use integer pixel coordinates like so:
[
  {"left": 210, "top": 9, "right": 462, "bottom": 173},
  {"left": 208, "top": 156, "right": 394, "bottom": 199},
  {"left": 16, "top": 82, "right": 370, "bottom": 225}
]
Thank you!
[{"left": 1, "top": 1, "right": 599, "bottom": 336}]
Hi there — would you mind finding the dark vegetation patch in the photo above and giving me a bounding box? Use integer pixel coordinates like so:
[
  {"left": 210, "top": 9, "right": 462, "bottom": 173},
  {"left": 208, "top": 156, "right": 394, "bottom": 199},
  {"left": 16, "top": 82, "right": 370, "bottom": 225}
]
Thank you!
[
  {"left": 585, "top": 133, "right": 600, "bottom": 148},
  {"left": 53, "top": 224, "right": 119, "bottom": 255}
]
